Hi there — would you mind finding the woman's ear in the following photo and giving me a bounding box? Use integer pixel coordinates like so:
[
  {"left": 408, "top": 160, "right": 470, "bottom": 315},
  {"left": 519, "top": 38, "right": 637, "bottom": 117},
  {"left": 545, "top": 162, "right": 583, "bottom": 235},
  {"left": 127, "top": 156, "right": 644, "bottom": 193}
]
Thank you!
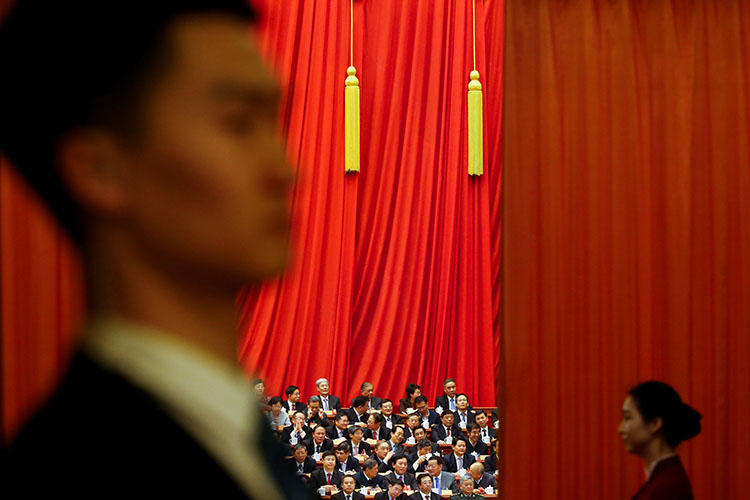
[
  {"left": 647, "top": 416, "right": 664, "bottom": 436},
  {"left": 56, "top": 129, "right": 131, "bottom": 216}
]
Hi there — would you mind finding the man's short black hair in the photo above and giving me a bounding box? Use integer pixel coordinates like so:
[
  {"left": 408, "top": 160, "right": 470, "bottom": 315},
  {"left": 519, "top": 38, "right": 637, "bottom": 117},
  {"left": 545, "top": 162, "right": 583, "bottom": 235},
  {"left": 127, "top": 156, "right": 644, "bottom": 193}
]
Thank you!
[
  {"left": 352, "top": 395, "right": 368, "bottom": 408},
  {"left": 0, "top": 0, "right": 256, "bottom": 241},
  {"left": 413, "top": 395, "right": 428, "bottom": 405},
  {"left": 285, "top": 385, "right": 299, "bottom": 397}
]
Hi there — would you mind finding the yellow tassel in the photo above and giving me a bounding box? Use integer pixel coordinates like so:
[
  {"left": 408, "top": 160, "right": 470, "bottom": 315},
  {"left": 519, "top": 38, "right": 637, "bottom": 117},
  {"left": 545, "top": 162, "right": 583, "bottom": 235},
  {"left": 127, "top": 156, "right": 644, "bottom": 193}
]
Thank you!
[
  {"left": 467, "top": 69, "right": 483, "bottom": 176},
  {"left": 345, "top": 66, "right": 360, "bottom": 173}
]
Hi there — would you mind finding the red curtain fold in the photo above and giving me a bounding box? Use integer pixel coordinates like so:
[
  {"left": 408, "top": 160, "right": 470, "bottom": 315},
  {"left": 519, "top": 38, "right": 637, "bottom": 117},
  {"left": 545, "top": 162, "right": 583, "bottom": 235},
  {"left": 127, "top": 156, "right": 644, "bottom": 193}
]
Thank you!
[
  {"left": 239, "top": 0, "right": 503, "bottom": 407},
  {"left": 0, "top": 158, "right": 84, "bottom": 442},
  {"left": 502, "top": 1, "right": 750, "bottom": 499}
]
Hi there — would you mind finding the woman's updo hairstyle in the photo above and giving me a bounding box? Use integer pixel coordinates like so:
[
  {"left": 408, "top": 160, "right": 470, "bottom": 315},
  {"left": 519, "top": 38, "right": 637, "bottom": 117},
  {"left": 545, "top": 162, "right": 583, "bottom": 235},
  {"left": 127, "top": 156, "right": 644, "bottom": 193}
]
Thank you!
[{"left": 628, "top": 381, "right": 702, "bottom": 448}]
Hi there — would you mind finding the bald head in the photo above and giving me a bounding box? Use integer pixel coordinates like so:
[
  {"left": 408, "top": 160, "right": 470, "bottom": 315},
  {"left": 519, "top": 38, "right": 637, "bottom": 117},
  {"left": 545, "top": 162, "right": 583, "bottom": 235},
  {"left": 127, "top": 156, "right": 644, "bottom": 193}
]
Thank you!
[{"left": 469, "top": 462, "right": 484, "bottom": 479}]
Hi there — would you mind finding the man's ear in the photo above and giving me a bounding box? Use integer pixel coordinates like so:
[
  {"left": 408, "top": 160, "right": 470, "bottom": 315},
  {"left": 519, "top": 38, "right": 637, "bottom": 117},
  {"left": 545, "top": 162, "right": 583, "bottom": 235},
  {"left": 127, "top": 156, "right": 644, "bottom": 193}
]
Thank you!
[{"left": 56, "top": 129, "right": 131, "bottom": 216}]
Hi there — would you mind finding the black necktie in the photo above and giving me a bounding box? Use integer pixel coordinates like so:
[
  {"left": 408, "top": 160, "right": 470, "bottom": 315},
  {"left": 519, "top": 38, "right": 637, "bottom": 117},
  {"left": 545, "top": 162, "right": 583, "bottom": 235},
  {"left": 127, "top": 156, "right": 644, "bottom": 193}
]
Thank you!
[
  {"left": 298, "top": 463, "right": 303, "bottom": 472},
  {"left": 316, "top": 444, "right": 321, "bottom": 453}
]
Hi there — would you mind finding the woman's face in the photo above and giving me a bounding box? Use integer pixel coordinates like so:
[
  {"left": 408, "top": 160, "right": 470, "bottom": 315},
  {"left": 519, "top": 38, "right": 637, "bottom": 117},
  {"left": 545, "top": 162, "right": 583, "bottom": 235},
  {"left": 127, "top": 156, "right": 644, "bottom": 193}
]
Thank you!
[{"left": 618, "top": 396, "right": 658, "bottom": 455}]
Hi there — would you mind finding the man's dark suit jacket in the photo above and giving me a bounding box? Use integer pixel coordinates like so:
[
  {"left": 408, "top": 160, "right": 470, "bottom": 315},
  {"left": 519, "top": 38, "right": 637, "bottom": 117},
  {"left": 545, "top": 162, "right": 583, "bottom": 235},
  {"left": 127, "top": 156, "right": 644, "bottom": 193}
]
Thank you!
[
  {"left": 430, "top": 423, "right": 466, "bottom": 443},
  {"left": 419, "top": 410, "right": 441, "bottom": 428},
  {"left": 287, "top": 456, "right": 320, "bottom": 474},
  {"left": 303, "top": 436, "right": 334, "bottom": 455},
  {"left": 318, "top": 394, "right": 342, "bottom": 412},
  {"left": 285, "top": 399, "right": 308, "bottom": 416},
  {"left": 347, "top": 439, "right": 372, "bottom": 457},
  {"left": 331, "top": 491, "right": 365, "bottom": 500},
  {"left": 477, "top": 425, "right": 497, "bottom": 441},
  {"left": 374, "top": 456, "right": 394, "bottom": 473},
  {"left": 282, "top": 424, "right": 315, "bottom": 446},
  {"left": 453, "top": 410, "right": 476, "bottom": 428},
  {"left": 309, "top": 468, "right": 345, "bottom": 490},
  {"left": 382, "top": 471, "right": 417, "bottom": 490},
  {"left": 4, "top": 352, "right": 310, "bottom": 500},
  {"left": 631, "top": 455, "right": 694, "bottom": 500},
  {"left": 367, "top": 396, "right": 383, "bottom": 410},
  {"left": 307, "top": 411, "right": 330, "bottom": 429},
  {"left": 387, "top": 440, "right": 406, "bottom": 457},
  {"left": 413, "top": 492, "right": 441, "bottom": 500},
  {"left": 434, "top": 396, "right": 477, "bottom": 412},
  {"left": 365, "top": 425, "right": 391, "bottom": 442},
  {"left": 382, "top": 414, "right": 403, "bottom": 428},
  {"left": 337, "top": 455, "right": 362, "bottom": 473},
  {"left": 345, "top": 407, "right": 370, "bottom": 425},
  {"left": 328, "top": 425, "right": 351, "bottom": 441},
  {"left": 464, "top": 438, "right": 489, "bottom": 456},
  {"left": 352, "top": 470, "right": 388, "bottom": 489},
  {"left": 442, "top": 452, "right": 476, "bottom": 473},
  {"left": 373, "top": 491, "right": 409, "bottom": 500},
  {"left": 484, "top": 452, "right": 498, "bottom": 473},
  {"left": 473, "top": 472, "right": 497, "bottom": 490}
]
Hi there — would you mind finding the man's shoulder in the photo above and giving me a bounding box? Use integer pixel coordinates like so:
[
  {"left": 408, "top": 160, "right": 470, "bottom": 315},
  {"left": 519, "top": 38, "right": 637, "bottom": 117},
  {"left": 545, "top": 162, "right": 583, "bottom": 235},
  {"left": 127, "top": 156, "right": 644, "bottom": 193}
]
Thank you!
[{"left": 6, "top": 352, "right": 246, "bottom": 496}]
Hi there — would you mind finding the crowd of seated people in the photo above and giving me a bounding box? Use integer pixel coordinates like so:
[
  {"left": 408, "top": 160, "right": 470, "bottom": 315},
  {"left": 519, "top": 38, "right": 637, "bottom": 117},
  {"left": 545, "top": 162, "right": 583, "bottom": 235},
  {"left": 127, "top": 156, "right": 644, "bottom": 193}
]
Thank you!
[{"left": 260, "top": 377, "right": 500, "bottom": 497}]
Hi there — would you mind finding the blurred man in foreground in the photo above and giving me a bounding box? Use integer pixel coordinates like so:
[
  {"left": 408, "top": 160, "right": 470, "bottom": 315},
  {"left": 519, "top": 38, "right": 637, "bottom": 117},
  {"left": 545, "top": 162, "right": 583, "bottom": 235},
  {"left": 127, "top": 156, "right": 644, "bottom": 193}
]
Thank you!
[{"left": 1, "top": 1, "right": 305, "bottom": 498}]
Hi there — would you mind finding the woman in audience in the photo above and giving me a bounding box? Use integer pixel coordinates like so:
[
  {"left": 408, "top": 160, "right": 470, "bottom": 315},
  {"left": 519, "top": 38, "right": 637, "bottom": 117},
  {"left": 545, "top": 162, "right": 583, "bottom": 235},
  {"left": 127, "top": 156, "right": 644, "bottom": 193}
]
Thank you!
[
  {"left": 618, "top": 381, "right": 701, "bottom": 500},
  {"left": 267, "top": 396, "right": 291, "bottom": 430},
  {"left": 399, "top": 383, "right": 422, "bottom": 413}
]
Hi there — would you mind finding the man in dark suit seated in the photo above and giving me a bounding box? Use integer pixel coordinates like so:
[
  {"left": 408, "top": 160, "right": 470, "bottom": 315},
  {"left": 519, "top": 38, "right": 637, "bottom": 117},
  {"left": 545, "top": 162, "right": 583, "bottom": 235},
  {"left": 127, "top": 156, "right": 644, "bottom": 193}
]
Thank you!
[
  {"left": 304, "top": 424, "right": 333, "bottom": 457},
  {"left": 335, "top": 442, "right": 361, "bottom": 474},
  {"left": 453, "top": 394, "right": 475, "bottom": 431},
  {"left": 442, "top": 437, "right": 476, "bottom": 473},
  {"left": 372, "top": 440, "right": 395, "bottom": 473},
  {"left": 431, "top": 410, "right": 465, "bottom": 445},
  {"left": 306, "top": 395, "right": 330, "bottom": 429},
  {"left": 357, "top": 381, "right": 382, "bottom": 411},
  {"left": 284, "top": 385, "right": 307, "bottom": 416},
  {"left": 463, "top": 423, "right": 489, "bottom": 457},
  {"left": 365, "top": 413, "right": 391, "bottom": 442},
  {"left": 415, "top": 473, "right": 442, "bottom": 500},
  {"left": 414, "top": 395, "right": 440, "bottom": 429},
  {"left": 0, "top": 2, "right": 309, "bottom": 499},
  {"left": 346, "top": 396, "right": 371, "bottom": 426},
  {"left": 287, "top": 443, "right": 319, "bottom": 475},
  {"left": 379, "top": 399, "right": 402, "bottom": 429},
  {"left": 373, "top": 478, "right": 408, "bottom": 500},
  {"left": 408, "top": 427, "right": 439, "bottom": 455},
  {"left": 309, "top": 450, "right": 344, "bottom": 495},
  {"left": 450, "top": 474, "right": 484, "bottom": 499},
  {"left": 381, "top": 454, "right": 417, "bottom": 491},
  {"left": 387, "top": 425, "right": 407, "bottom": 457},
  {"left": 347, "top": 425, "right": 371, "bottom": 458},
  {"left": 434, "top": 378, "right": 459, "bottom": 412},
  {"left": 483, "top": 442, "right": 499, "bottom": 474},
  {"left": 282, "top": 411, "right": 313, "bottom": 447},
  {"left": 315, "top": 377, "right": 342, "bottom": 413},
  {"left": 403, "top": 413, "right": 422, "bottom": 442},
  {"left": 331, "top": 475, "right": 365, "bottom": 500},
  {"left": 467, "top": 462, "right": 496, "bottom": 491},
  {"left": 398, "top": 383, "right": 423, "bottom": 414},
  {"left": 409, "top": 439, "right": 438, "bottom": 474},
  {"left": 474, "top": 411, "right": 497, "bottom": 443},
  {"left": 328, "top": 413, "right": 351, "bottom": 442},
  {"left": 353, "top": 458, "right": 388, "bottom": 491},
  {"left": 425, "top": 455, "right": 456, "bottom": 494}
]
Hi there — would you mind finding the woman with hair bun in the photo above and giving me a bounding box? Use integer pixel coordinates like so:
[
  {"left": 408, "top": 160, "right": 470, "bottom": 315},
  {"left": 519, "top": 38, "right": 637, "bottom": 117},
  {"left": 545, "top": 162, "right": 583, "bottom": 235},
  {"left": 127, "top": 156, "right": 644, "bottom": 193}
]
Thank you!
[{"left": 618, "top": 381, "right": 702, "bottom": 499}]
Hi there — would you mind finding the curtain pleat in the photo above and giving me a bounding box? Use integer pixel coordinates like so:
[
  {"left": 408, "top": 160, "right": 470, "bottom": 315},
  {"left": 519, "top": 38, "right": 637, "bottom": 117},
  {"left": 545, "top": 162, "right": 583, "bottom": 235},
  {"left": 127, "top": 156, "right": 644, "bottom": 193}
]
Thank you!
[{"left": 502, "top": 1, "right": 750, "bottom": 498}]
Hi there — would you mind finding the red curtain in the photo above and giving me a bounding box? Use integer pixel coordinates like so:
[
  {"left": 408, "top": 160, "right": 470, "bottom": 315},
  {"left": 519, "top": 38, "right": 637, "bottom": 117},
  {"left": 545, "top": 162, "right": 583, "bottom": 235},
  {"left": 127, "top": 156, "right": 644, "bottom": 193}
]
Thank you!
[
  {"left": 238, "top": 0, "right": 504, "bottom": 407},
  {"left": 502, "top": 1, "right": 750, "bottom": 499},
  {"left": 0, "top": 159, "right": 84, "bottom": 442}
]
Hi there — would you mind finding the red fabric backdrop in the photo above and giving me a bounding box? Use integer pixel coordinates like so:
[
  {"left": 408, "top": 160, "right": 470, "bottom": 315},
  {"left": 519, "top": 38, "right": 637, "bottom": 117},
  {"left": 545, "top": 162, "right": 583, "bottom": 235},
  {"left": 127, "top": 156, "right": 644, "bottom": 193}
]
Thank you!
[
  {"left": 502, "top": 1, "right": 750, "bottom": 499},
  {"left": 238, "top": 0, "right": 504, "bottom": 408}
]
